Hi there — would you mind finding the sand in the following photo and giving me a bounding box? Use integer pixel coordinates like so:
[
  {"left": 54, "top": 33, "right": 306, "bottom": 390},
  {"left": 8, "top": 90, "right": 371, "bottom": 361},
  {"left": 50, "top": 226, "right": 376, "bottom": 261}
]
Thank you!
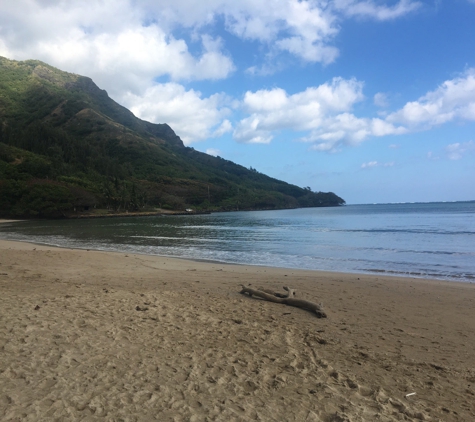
[{"left": 0, "top": 236, "right": 474, "bottom": 421}]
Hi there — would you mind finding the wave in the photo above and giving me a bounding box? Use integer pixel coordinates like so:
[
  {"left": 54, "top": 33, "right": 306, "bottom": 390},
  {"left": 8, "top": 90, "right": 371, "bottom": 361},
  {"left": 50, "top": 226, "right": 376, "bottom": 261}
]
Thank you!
[
  {"left": 365, "top": 268, "right": 475, "bottom": 281},
  {"left": 2, "top": 202, "right": 475, "bottom": 283},
  {"left": 333, "top": 228, "right": 475, "bottom": 236}
]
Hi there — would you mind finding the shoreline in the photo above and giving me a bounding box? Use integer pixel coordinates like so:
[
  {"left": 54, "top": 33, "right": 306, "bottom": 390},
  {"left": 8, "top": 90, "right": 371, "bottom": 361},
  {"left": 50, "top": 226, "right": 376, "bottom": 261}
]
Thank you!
[
  {"left": 0, "top": 237, "right": 462, "bottom": 285},
  {"left": 0, "top": 205, "right": 340, "bottom": 223},
  {"left": 0, "top": 223, "right": 473, "bottom": 284},
  {"left": 1, "top": 238, "right": 474, "bottom": 420}
]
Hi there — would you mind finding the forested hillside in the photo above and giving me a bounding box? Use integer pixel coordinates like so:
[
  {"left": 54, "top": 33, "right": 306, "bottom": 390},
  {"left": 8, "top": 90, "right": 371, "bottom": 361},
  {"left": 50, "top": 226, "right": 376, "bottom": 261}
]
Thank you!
[{"left": 0, "top": 57, "right": 345, "bottom": 218}]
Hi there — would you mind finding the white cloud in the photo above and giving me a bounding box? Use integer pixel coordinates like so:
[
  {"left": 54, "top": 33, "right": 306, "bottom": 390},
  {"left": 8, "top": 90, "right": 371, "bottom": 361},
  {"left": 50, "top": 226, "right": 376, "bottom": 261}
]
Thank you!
[
  {"left": 0, "top": 0, "right": 234, "bottom": 99},
  {"left": 334, "top": 0, "right": 422, "bottom": 21},
  {"left": 0, "top": 0, "right": 425, "bottom": 145},
  {"left": 445, "top": 141, "right": 475, "bottom": 160},
  {"left": 374, "top": 92, "right": 389, "bottom": 108},
  {"left": 122, "top": 83, "right": 232, "bottom": 145},
  {"left": 233, "top": 115, "right": 274, "bottom": 144},
  {"left": 233, "top": 69, "right": 475, "bottom": 152},
  {"left": 388, "top": 69, "right": 475, "bottom": 129},
  {"left": 206, "top": 148, "right": 221, "bottom": 157},
  {"left": 234, "top": 77, "right": 406, "bottom": 151},
  {"left": 211, "top": 1, "right": 341, "bottom": 64},
  {"left": 0, "top": 1, "right": 241, "bottom": 146},
  {"left": 0, "top": 0, "right": 457, "bottom": 149},
  {"left": 142, "top": 0, "right": 419, "bottom": 62},
  {"left": 0, "top": 0, "right": 423, "bottom": 83},
  {"left": 272, "top": 1, "right": 340, "bottom": 64},
  {"left": 361, "top": 161, "right": 394, "bottom": 169},
  {"left": 235, "top": 77, "right": 364, "bottom": 144},
  {"left": 285, "top": 68, "right": 475, "bottom": 153},
  {"left": 212, "top": 120, "right": 233, "bottom": 138}
]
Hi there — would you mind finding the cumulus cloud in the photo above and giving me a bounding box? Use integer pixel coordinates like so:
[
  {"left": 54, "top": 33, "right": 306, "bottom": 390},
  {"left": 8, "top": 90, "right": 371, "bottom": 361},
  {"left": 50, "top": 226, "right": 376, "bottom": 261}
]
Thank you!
[
  {"left": 142, "top": 0, "right": 420, "bottom": 62},
  {"left": 303, "top": 68, "right": 475, "bottom": 149},
  {"left": 233, "top": 68, "right": 475, "bottom": 152},
  {"left": 121, "top": 83, "right": 232, "bottom": 144},
  {"left": 234, "top": 77, "right": 406, "bottom": 151},
  {"left": 0, "top": 2, "right": 235, "bottom": 98},
  {"left": 445, "top": 141, "right": 475, "bottom": 160},
  {"left": 388, "top": 69, "right": 475, "bottom": 129},
  {"left": 0, "top": 0, "right": 422, "bottom": 81},
  {"left": 271, "top": 68, "right": 475, "bottom": 152},
  {"left": 0, "top": 1, "right": 242, "bottom": 145},
  {"left": 0, "top": 0, "right": 453, "bottom": 149},
  {"left": 212, "top": 120, "right": 233, "bottom": 138},
  {"left": 147, "top": 0, "right": 340, "bottom": 64},
  {"left": 234, "top": 78, "right": 364, "bottom": 144},
  {"left": 220, "top": 0, "right": 420, "bottom": 65},
  {"left": 0, "top": 0, "right": 422, "bottom": 147},
  {"left": 308, "top": 115, "right": 406, "bottom": 151}
]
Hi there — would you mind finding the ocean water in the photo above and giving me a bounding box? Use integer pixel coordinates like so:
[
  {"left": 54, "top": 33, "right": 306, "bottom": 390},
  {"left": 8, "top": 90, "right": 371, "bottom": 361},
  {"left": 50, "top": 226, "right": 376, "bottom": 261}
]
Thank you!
[{"left": 1, "top": 202, "right": 474, "bottom": 282}]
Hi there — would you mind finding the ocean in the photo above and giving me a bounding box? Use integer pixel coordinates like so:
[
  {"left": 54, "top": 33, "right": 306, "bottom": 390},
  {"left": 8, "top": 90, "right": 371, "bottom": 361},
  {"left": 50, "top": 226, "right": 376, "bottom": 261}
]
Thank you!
[{"left": 1, "top": 202, "right": 474, "bottom": 282}]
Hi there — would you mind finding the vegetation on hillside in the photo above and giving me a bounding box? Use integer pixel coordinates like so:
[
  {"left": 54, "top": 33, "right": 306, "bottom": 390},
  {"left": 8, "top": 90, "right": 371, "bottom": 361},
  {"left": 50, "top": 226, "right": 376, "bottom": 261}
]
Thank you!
[{"left": 0, "top": 56, "right": 345, "bottom": 218}]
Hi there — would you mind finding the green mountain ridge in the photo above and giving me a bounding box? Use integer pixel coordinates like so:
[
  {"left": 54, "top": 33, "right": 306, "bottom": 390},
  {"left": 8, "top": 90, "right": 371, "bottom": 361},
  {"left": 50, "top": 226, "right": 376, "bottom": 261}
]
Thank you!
[{"left": 0, "top": 56, "right": 345, "bottom": 218}]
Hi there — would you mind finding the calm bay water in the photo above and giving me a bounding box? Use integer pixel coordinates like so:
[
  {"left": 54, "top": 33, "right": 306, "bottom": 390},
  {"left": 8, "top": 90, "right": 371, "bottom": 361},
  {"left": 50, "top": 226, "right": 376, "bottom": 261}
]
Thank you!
[{"left": 1, "top": 202, "right": 474, "bottom": 282}]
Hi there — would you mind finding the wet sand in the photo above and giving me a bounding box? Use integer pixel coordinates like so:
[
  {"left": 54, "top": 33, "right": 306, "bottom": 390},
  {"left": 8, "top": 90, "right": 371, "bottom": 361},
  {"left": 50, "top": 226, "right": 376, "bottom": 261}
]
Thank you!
[{"left": 0, "top": 238, "right": 474, "bottom": 421}]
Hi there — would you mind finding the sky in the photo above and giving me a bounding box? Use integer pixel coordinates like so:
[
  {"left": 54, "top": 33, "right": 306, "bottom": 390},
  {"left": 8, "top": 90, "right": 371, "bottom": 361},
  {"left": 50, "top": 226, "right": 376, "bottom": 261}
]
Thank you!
[{"left": 1, "top": 0, "right": 474, "bottom": 204}]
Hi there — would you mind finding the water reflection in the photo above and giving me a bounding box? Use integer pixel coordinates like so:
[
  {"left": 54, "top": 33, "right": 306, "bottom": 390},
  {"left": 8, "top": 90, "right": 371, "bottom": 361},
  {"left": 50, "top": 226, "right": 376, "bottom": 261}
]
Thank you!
[{"left": 1, "top": 203, "right": 474, "bottom": 281}]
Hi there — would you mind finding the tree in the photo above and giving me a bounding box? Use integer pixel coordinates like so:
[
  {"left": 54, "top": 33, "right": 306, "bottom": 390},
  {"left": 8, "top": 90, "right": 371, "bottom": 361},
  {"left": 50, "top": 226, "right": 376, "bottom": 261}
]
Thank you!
[{"left": 12, "top": 182, "right": 73, "bottom": 217}]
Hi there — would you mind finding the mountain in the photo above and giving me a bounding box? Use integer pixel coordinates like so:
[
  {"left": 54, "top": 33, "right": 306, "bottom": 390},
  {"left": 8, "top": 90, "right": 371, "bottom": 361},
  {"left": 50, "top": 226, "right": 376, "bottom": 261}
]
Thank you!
[{"left": 0, "top": 56, "right": 345, "bottom": 218}]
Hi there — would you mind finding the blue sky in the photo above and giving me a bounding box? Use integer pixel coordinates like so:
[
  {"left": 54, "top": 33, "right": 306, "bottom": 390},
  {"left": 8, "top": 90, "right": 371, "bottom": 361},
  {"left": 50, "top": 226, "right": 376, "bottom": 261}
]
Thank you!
[{"left": 1, "top": 0, "right": 474, "bottom": 204}]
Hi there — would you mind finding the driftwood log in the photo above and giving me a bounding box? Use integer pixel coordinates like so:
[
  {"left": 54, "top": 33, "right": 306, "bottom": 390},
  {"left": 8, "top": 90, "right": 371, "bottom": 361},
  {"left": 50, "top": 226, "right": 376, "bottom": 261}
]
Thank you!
[
  {"left": 257, "top": 286, "right": 296, "bottom": 298},
  {"left": 239, "top": 285, "right": 327, "bottom": 318}
]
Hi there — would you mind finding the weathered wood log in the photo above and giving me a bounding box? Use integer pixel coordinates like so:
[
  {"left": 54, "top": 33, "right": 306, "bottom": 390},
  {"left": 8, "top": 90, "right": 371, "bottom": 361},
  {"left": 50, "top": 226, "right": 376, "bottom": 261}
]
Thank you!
[
  {"left": 239, "top": 285, "right": 327, "bottom": 318},
  {"left": 258, "top": 286, "right": 296, "bottom": 298}
]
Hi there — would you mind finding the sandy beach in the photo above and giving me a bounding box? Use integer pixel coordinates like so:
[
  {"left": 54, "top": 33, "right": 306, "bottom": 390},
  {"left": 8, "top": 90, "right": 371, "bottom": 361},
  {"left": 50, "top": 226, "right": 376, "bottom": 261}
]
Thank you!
[{"left": 1, "top": 236, "right": 474, "bottom": 421}]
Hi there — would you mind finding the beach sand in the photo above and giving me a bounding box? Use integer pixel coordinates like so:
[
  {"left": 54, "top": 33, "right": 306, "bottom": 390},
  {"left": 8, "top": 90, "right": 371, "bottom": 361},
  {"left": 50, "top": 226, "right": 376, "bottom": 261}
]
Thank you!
[{"left": 0, "top": 237, "right": 474, "bottom": 421}]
